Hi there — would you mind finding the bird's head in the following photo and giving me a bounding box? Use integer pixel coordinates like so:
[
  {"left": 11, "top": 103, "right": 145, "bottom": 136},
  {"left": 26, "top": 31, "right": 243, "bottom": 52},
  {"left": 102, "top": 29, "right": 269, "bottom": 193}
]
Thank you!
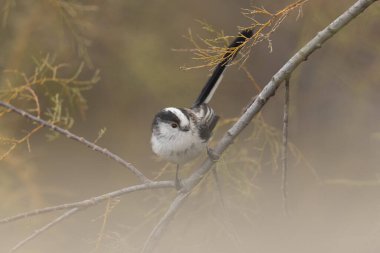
[{"left": 152, "top": 107, "right": 191, "bottom": 137}]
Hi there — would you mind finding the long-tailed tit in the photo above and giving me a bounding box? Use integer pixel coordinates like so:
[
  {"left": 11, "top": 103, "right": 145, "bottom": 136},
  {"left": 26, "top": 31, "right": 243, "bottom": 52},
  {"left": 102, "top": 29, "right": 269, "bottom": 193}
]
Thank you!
[{"left": 151, "top": 29, "right": 253, "bottom": 189}]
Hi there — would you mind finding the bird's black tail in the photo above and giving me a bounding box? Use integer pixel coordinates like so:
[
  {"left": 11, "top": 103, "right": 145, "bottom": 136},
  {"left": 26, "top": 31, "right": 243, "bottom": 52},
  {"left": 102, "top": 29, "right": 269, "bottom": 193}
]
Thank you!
[{"left": 192, "top": 29, "right": 254, "bottom": 107}]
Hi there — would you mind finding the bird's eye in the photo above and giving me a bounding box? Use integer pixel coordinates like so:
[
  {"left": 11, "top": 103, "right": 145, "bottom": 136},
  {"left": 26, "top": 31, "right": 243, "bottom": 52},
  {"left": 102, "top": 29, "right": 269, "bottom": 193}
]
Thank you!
[{"left": 171, "top": 123, "right": 178, "bottom": 128}]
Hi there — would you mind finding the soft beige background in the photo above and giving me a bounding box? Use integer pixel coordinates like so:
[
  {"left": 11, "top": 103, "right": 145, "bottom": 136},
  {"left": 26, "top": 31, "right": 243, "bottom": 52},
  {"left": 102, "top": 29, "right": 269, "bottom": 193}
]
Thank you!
[{"left": 1, "top": 0, "right": 380, "bottom": 252}]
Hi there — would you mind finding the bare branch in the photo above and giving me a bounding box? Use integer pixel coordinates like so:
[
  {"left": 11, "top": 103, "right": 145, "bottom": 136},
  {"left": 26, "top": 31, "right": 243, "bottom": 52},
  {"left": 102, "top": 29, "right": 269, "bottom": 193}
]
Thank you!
[
  {"left": 0, "top": 180, "right": 174, "bottom": 225},
  {"left": 0, "top": 101, "right": 150, "bottom": 183}
]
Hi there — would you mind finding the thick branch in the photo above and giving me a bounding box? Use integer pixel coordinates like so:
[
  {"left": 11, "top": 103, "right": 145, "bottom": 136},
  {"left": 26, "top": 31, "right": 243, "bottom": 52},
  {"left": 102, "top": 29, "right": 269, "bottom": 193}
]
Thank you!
[
  {"left": 0, "top": 101, "right": 150, "bottom": 183},
  {"left": 142, "top": 0, "right": 378, "bottom": 251}
]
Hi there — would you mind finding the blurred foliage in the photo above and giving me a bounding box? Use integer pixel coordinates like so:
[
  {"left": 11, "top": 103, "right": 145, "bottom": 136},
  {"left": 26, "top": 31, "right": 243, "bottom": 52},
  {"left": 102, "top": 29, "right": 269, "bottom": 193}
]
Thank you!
[
  {"left": 0, "top": 55, "right": 99, "bottom": 158},
  {"left": 0, "top": 0, "right": 99, "bottom": 223},
  {"left": 1, "top": 0, "right": 98, "bottom": 66},
  {"left": 0, "top": 0, "right": 100, "bottom": 156}
]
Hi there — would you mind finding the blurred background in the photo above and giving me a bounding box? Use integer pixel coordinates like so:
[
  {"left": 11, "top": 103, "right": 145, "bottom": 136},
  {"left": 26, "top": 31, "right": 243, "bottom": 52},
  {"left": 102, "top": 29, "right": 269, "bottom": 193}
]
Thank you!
[{"left": 1, "top": 0, "right": 380, "bottom": 252}]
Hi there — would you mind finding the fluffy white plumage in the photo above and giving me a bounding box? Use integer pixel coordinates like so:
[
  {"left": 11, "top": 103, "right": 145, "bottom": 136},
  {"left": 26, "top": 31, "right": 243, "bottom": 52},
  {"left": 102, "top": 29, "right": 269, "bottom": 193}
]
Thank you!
[{"left": 151, "top": 107, "right": 209, "bottom": 165}]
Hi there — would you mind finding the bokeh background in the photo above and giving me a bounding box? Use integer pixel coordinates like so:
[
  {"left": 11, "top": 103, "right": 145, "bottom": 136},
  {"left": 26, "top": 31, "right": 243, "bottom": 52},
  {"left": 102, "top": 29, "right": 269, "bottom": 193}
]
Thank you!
[{"left": 1, "top": 0, "right": 380, "bottom": 252}]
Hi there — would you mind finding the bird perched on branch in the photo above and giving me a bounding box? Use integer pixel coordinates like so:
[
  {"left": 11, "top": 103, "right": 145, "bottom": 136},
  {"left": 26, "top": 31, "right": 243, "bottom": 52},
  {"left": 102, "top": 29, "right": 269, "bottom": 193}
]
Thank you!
[{"left": 151, "top": 29, "right": 253, "bottom": 190}]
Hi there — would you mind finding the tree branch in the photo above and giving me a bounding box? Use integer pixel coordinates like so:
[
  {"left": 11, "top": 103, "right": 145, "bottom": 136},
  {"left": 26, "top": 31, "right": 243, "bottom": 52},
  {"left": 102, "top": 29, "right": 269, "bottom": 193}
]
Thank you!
[
  {"left": 141, "top": 0, "right": 378, "bottom": 251},
  {"left": 0, "top": 180, "right": 174, "bottom": 225},
  {"left": 1, "top": 181, "right": 175, "bottom": 252},
  {"left": 0, "top": 101, "right": 150, "bottom": 183}
]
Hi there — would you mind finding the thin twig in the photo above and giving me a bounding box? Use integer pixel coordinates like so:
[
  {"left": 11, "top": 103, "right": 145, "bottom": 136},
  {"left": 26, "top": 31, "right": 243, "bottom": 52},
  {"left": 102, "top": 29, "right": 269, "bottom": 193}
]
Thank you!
[
  {"left": 0, "top": 101, "right": 150, "bottom": 183},
  {"left": 242, "top": 66, "right": 262, "bottom": 92},
  {"left": 141, "top": 0, "right": 378, "bottom": 251},
  {"left": 94, "top": 197, "right": 117, "bottom": 251},
  {"left": 9, "top": 208, "right": 80, "bottom": 253},
  {"left": 0, "top": 181, "right": 174, "bottom": 225},
  {"left": 281, "top": 77, "right": 290, "bottom": 216}
]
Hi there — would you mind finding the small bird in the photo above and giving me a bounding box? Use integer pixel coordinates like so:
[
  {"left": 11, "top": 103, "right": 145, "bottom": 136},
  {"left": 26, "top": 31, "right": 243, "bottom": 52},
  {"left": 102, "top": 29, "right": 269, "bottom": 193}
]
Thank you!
[{"left": 151, "top": 29, "right": 253, "bottom": 189}]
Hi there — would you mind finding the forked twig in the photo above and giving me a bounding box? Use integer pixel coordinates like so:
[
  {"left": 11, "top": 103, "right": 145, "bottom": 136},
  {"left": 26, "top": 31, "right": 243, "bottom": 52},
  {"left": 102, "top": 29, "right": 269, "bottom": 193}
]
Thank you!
[
  {"left": 0, "top": 181, "right": 174, "bottom": 225},
  {"left": 1, "top": 181, "right": 175, "bottom": 252}
]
